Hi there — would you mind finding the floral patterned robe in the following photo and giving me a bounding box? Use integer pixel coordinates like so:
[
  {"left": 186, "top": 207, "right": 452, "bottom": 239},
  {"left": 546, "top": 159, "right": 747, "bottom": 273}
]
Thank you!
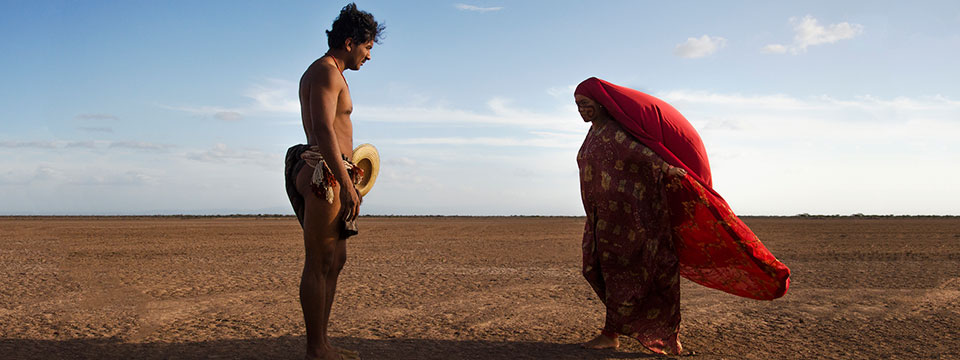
[{"left": 578, "top": 119, "right": 682, "bottom": 354}]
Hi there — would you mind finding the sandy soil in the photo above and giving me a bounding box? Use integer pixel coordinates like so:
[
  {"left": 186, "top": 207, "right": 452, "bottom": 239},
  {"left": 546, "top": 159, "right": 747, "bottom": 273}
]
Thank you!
[{"left": 1, "top": 216, "right": 958, "bottom": 359}]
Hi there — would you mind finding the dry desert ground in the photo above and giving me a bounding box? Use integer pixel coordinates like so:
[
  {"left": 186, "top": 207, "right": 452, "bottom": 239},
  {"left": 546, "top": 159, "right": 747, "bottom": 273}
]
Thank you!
[{"left": 1, "top": 216, "right": 958, "bottom": 359}]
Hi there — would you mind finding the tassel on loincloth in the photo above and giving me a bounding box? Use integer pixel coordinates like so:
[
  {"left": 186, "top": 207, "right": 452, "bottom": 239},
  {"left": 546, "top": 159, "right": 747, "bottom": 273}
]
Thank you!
[
  {"left": 311, "top": 159, "right": 338, "bottom": 203},
  {"left": 300, "top": 146, "right": 363, "bottom": 204}
]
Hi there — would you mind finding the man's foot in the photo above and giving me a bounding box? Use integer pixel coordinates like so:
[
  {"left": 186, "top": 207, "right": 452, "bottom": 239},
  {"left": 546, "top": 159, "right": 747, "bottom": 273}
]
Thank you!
[
  {"left": 305, "top": 351, "right": 341, "bottom": 360},
  {"left": 306, "top": 346, "right": 359, "bottom": 360},
  {"left": 334, "top": 346, "right": 360, "bottom": 359},
  {"left": 581, "top": 333, "right": 620, "bottom": 349}
]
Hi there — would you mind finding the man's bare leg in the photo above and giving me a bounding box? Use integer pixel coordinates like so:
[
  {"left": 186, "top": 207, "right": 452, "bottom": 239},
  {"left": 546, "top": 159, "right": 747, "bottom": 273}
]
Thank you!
[
  {"left": 324, "top": 234, "right": 360, "bottom": 357},
  {"left": 319, "top": 230, "right": 358, "bottom": 357},
  {"left": 300, "top": 216, "right": 341, "bottom": 359},
  {"left": 298, "top": 169, "right": 353, "bottom": 360}
]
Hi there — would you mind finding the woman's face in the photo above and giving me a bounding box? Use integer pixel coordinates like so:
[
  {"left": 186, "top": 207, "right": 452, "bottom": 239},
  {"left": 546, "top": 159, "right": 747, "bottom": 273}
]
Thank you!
[{"left": 575, "top": 94, "right": 601, "bottom": 122}]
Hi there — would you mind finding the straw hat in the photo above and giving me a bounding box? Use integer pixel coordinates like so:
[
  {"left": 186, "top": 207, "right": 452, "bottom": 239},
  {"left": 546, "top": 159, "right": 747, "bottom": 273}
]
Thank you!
[{"left": 351, "top": 143, "right": 380, "bottom": 196}]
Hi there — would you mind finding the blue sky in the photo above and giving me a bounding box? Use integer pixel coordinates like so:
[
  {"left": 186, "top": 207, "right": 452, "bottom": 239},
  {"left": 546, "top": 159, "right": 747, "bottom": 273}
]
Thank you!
[{"left": 2, "top": 1, "right": 959, "bottom": 215}]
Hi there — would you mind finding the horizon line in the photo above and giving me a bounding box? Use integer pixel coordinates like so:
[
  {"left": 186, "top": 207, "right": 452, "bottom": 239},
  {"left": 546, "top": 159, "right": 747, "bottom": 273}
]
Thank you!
[{"left": 2, "top": 214, "right": 959, "bottom": 218}]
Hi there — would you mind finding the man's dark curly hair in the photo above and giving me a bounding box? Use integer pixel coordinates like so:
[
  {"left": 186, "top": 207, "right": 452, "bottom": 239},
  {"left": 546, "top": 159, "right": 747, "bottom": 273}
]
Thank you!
[{"left": 326, "top": 3, "right": 385, "bottom": 49}]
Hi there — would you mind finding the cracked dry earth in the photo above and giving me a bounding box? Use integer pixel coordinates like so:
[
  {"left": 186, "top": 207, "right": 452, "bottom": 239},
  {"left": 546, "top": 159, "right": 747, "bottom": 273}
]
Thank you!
[{"left": 1, "top": 216, "right": 958, "bottom": 359}]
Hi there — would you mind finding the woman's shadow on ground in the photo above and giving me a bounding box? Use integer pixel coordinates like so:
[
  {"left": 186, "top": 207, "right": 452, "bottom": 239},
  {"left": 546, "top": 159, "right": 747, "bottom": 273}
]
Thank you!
[{"left": 1, "top": 335, "right": 669, "bottom": 359}]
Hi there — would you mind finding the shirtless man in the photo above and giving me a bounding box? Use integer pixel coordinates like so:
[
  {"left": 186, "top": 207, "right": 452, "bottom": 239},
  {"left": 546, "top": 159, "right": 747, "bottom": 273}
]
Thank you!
[{"left": 283, "top": 3, "right": 383, "bottom": 359}]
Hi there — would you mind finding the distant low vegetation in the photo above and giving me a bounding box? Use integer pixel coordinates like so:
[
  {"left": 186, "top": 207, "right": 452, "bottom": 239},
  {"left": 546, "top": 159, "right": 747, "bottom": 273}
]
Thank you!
[{"left": 789, "top": 213, "right": 957, "bottom": 219}]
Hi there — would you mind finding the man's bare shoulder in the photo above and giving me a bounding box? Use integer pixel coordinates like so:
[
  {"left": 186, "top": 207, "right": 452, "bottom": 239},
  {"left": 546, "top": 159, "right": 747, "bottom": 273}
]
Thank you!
[{"left": 301, "top": 58, "right": 344, "bottom": 91}]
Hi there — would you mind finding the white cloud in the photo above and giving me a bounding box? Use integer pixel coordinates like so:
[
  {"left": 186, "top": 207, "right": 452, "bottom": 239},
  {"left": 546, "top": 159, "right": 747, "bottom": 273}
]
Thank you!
[
  {"left": 674, "top": 35, "right": 727, "bottom": 58},
  {"left": 764, "top": 15, "right": 864, "bottom": 54},
  {"left": 0, "top": 140, "right": 173, "bottom": 151},
  {"left": 77, "top": 126, "right": 114, "bottom": 133},
  {"left": 0, "top": 166, "right": 58, "bottom": 185},
  {"left": 108, "top": 141, "right": 175, "bottom": 151},
  {"left": 389, "top": 131, "right": 582, "bottom": 148},
  {"left": 356, "top": 98, "right": 585, "bottom": 134},
  {"left": 214, "top": 111, "right": 243, "bottom": 121},
  {"left": 0, "top": 165, "right": 155, "bottom": 187},
  {"left": 163, "top": 104, "right": 246, "bottom": 117},
  {"left": 658, "top": 91, "right": 960, "bottom": 122},
  {"left": 385, "top": 156, "right": 417, "bottom": 167},
  {"left": 657, "top": 90, "right": 812, "bottom": 110},
  {"left": 761, "top": 44, "right": 788, "bottom": 54},
  {"left": 75, "top": 113, "right": 119, "bottom": 121},
  {"left": 34, "top": 166, "right": 61, "bottom": 180},
  {"left": 185, "top": 143, "right": 279, "bottom": 169},
  {"left": 454, "top": 4, "right": 503, "bottom": 12},
  {"left": 546, "top": 84, "right": 577, "bottom": 98},
  {"left": 170, "top": 80, "right": 585, "bottom": 135},
  {"left": 244, "top": 79, "right": 299, "bottom": 113},
  {"left": 68, "top": 170, "right": 157, "bottom": 186},
  {"left": 165, "top": 78, "right": 298, "bottom": 120},
  {"left": 65, "top": 141, "right": 98, "bottom": 149},
  {"left": 654, "top": 89, "right": 960, "bottom": 214},
  {"left": 0, "top": 143, "right": 286, "bottom": 215},
  {"left": 0, "top": 141, "right": 59, "bottom": 148}
]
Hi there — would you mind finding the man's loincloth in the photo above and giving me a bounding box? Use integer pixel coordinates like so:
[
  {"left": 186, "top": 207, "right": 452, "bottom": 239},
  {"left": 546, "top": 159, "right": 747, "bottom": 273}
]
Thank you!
[{"left": 285, "top": 144, "right": 364, "bottom": 238}]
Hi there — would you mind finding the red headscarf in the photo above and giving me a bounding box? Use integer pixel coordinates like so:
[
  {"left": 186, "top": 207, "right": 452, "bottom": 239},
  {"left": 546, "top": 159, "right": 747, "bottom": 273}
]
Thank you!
[{"left": 575, "top": 77, "right": 715, "bottom": 195}]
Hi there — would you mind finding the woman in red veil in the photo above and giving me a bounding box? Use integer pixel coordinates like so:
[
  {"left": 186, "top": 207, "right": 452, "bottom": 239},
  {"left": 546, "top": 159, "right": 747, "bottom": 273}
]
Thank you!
[{"left": 575, "top": 77, "right": 790, "bottom": 355}]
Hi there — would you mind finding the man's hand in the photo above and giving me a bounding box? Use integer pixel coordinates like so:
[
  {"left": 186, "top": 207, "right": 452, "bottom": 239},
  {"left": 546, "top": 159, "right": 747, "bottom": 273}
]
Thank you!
[{"left": 340, "top": 183, "right": 361, "bottom": 221}]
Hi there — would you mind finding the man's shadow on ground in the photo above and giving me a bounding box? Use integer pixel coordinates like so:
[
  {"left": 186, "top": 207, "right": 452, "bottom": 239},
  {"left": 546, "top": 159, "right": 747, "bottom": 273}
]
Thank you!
[{"left": 1, "top": 336, "right": 668, "bottom": 359}]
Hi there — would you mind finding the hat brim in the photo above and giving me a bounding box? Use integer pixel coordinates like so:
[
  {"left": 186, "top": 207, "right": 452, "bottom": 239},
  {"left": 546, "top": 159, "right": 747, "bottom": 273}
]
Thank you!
[{"left": 351, "top": 143, "right": 380, "bottom": 197}]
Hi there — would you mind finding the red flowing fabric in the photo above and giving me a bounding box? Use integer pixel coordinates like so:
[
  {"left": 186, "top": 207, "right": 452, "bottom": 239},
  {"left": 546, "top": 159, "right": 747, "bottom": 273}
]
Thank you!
[{"left": 575, "top": 77, "right": 790, "bottom": 300}]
